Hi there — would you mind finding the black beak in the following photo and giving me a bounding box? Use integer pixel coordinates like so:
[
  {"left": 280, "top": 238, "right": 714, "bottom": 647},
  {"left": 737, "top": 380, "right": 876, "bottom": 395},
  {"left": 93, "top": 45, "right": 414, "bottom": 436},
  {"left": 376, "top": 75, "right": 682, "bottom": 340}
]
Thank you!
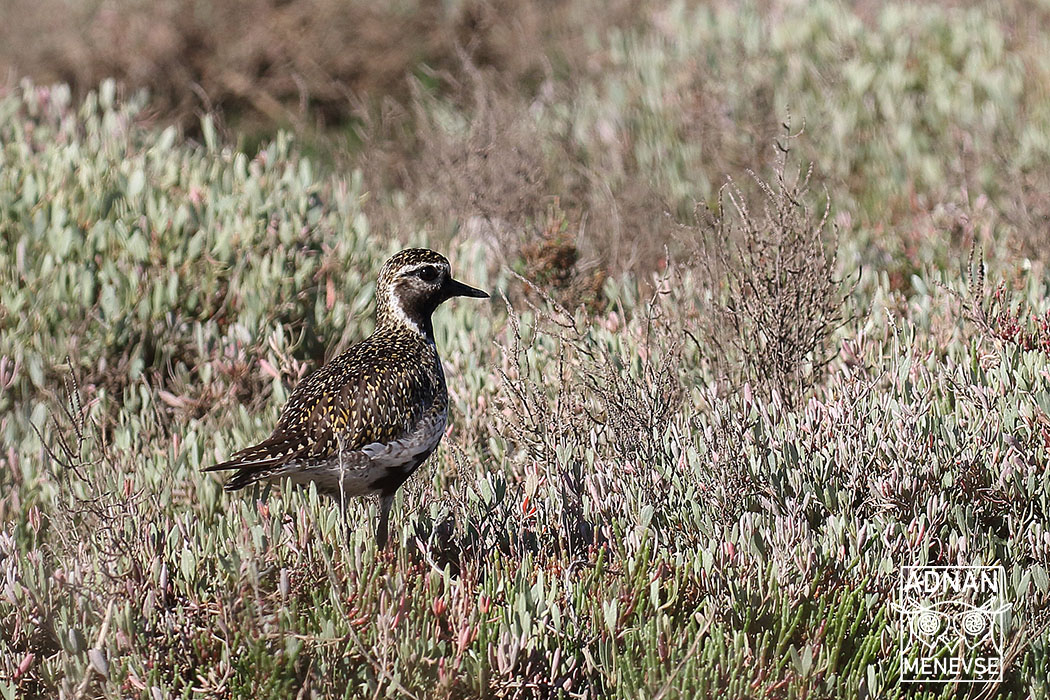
[{"left": 445, "top": 278, "right": 489, "bottom": 299}]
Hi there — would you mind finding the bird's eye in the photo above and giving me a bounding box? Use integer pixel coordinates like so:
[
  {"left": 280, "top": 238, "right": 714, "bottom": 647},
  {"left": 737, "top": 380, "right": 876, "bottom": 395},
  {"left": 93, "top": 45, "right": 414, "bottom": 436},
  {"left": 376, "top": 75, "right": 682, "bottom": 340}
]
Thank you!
[{"left": 416, "top": 266, "right": 439, "bottom": 281}]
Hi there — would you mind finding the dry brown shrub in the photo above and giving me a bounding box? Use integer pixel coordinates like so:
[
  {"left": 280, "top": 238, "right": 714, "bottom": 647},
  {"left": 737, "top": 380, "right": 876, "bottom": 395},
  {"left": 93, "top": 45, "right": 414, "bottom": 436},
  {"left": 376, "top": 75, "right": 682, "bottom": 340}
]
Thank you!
[
  {"left": 351, "top": 49, "right": 678, "bottom": 283},
  {"left": 691, "top": 127, "right": 850, "bottom": 406},
  {"left": 380, "top": 63, "right": 550, "bottom": 245},
  {"left": 352, "top": 60, "right": 618, "bottom": 303},
  {"left": 0, "top": 0, "right": 561, "bottom": 132},
  {"left": 493, "top": 272, "right": 684, "bottom": 557}
]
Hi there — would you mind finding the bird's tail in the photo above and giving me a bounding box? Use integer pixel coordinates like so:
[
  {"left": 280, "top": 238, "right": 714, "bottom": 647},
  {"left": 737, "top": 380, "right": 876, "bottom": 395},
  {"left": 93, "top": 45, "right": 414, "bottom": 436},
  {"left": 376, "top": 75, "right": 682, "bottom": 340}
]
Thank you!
[
  {"left": 202, "top": 435, "right": 304, "bottom": 491},
  {"left": 205, "top": 463, "right": 270, "bottom": 491}
]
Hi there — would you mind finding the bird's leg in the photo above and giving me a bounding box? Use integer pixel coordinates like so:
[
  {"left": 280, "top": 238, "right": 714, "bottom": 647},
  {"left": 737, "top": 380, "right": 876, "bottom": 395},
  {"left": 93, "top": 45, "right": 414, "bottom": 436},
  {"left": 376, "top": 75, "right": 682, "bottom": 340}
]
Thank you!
[
  {"left": 336, "top": 437, "right": 350, "bottom": 536},
  {"left": 337, "top": 496, "right": 354, "bottom": 544},
  {"left": 375, "top": 493, "right": 395, "bottom": 549}
]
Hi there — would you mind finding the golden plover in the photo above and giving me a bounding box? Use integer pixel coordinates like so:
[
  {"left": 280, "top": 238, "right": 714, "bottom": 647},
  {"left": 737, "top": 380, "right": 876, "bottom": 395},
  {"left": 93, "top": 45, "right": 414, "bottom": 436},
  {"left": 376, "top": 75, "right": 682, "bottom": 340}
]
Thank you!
[{"left": 204, "top": 248, "right": 488, "bottom": 547}]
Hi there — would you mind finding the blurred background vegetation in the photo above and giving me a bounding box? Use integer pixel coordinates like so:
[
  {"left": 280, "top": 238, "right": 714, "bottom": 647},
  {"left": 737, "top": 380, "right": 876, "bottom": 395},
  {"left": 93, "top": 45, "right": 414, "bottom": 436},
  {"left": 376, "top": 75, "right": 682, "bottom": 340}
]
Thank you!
[
  {"left": 2, "top": 0, "right": 1050, "bottom": 697},
  {"left": 4, "top": 0, "right": 1049, "bottom": 277}
]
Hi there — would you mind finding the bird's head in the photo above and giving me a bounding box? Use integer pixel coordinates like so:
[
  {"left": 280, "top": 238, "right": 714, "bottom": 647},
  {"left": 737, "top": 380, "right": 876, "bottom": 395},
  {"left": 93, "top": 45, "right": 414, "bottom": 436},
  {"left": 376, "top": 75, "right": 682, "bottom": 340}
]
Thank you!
[{"left": 375, "top": 249, "right": 488, "bottom": 337}]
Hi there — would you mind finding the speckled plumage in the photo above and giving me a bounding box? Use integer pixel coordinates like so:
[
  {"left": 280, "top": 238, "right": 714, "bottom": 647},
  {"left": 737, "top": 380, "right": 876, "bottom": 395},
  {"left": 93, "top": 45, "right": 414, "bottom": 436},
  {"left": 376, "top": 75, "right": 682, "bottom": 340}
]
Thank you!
[{"left": 204, "top": 249, "right": 488, "bottom": 547}]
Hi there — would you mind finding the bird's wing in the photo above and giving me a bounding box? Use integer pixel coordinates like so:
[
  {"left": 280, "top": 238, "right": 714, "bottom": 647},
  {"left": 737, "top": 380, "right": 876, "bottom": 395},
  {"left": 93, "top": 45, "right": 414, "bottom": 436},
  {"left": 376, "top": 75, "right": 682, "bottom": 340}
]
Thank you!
[{"left": 204, "top": 342, "right": 431, "bottom": 489}]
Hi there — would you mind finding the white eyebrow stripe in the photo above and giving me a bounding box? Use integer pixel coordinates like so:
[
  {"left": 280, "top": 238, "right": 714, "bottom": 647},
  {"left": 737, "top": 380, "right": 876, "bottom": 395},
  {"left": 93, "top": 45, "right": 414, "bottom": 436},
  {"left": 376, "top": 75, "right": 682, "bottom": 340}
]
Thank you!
[{"left": 399, "top": 262, "right": 449, "bottom": 276}]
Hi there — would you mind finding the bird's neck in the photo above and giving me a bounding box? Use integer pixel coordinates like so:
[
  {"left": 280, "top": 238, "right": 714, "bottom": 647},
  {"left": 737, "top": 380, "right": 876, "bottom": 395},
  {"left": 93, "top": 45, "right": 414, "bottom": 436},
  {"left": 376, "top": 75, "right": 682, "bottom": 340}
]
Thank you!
[{"left": 376, "top": 287, "right": 435, "bottom": 341}]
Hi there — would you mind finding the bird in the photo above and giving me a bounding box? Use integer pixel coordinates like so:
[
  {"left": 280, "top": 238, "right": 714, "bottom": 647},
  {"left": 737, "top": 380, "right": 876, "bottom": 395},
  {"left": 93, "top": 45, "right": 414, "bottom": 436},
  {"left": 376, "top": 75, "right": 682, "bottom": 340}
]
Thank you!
[{"left": 204, "top": 248, "right": 488, "bottom": 547}]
